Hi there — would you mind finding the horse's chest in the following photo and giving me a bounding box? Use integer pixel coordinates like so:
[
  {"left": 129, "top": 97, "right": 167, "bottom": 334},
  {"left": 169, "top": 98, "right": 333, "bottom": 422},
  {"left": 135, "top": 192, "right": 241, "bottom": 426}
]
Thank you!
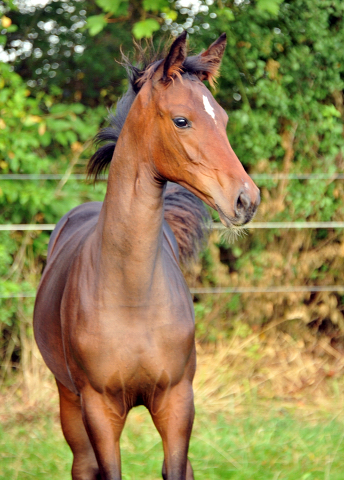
[{"left": 68, "top": 302, "right": 195, "bottom": 399}]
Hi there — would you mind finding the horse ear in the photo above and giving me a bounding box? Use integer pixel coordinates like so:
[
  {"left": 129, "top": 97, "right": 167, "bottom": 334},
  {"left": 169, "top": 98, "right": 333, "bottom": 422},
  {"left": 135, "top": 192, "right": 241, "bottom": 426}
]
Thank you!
[
  {"left": 163, "top": 31, "right": 187, "bottom": 81},
  {"left": 198, "top": 33, "right": 227, "bottom": 86}
]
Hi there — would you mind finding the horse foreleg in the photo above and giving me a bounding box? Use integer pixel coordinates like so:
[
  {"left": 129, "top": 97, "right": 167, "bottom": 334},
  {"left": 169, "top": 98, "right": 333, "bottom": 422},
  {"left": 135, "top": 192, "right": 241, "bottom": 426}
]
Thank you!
[
  {"left": 80, "top": 386, "right": 127, "bottom": 480},
  {"left": 56, "top": 379, "right": 100, "bottom": 480},
  {"left": 151, "top": 380, "right": 195, "bottom": 480},
  {"left": 162, "top": 458, "right": 194, "bottom": 480}
]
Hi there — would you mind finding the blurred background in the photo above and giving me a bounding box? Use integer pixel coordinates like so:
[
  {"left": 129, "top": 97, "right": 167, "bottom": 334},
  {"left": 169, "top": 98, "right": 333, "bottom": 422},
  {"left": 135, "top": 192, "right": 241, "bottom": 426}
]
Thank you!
[{"left": 1, "top": 0, "right": 344, "bottom": 478}]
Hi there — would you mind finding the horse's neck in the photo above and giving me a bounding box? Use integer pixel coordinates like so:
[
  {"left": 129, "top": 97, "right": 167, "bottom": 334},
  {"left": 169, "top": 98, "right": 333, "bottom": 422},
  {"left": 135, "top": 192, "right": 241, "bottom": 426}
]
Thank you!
[{"left": 94, "top": 137, "right": 167, "bottom": 303}]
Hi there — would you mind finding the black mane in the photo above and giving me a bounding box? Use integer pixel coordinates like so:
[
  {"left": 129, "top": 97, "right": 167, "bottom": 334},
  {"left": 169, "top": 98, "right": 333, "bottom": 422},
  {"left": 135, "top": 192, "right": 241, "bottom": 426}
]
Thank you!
[
  {"left": 86, "top": 82, "right": 137, "bottom": 181},
  {"left": 87, "top": 38, "right": 223, "bottom": 180}
]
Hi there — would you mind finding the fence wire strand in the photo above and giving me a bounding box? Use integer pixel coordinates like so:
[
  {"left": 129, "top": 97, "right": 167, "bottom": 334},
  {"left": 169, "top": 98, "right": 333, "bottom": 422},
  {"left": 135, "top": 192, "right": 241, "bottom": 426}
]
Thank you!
[
  {"left": 3, "top": 285, "right": 344, "bottom": 299},
  {"left": 1, "top": 222, "right": 344, "bottom": 231}
]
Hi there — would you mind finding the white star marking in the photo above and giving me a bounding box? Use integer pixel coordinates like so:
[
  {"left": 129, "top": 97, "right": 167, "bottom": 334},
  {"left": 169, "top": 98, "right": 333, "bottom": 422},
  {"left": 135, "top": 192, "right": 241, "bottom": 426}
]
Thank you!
[{"left": 203, "top": 95, "right": 216, "bottom": 124}]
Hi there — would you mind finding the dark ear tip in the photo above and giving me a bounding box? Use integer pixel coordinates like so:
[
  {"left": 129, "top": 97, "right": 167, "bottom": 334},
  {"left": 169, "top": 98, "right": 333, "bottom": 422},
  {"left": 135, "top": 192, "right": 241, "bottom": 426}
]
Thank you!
[
  {"left": 178, "top": 30, "right": 187, "bottom": 41},
  {"left": 170, "top": 30, "right": 187, "bottom": 49},
  {"left": 220, "top": 32, "right": 226, "bottom": 39}
]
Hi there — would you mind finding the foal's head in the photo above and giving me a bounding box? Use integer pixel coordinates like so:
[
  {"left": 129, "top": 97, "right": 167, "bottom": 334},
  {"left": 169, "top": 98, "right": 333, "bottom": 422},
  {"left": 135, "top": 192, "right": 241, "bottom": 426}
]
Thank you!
[
  {"left": 90, "top": 32, "right": 260, "bottom": 227},
  {"left": 132, "top": 32, "right": 259, "bottom": 227}
]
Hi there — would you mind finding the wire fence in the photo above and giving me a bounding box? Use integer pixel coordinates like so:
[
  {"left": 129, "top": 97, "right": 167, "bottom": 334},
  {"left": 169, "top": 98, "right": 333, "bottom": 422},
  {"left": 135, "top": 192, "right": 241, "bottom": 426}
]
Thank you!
[
  {"left": 1, "top": 172, "right": 344, "bottom": 299},
  {"left": 0, "top": 224, "right": 56, "bottom": 231},
  {"left": 0, "top": 174, "right": 88, "bottom": 180},
  {"left": 212, "top": 221, "right": 344, "bottom": 230},
  {"left": 1, "top": 221, "right": 344, "bottom": 231},
  {"left": 3, "top": 285, "right": 344, "bottom": 300}
]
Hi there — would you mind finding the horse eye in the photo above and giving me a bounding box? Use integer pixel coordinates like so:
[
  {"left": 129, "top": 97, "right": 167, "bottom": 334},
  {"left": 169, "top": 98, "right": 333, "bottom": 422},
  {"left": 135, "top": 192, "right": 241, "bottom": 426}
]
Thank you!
[{"left": 172, "top": 117, "right": 190, "bottom": 129}]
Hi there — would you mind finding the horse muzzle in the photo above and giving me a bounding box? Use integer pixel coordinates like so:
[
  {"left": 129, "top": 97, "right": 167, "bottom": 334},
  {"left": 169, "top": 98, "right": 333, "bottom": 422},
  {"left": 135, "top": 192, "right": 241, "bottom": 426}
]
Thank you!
[{"left": 216, "top": 188, "right": 260, "bottom": 228}]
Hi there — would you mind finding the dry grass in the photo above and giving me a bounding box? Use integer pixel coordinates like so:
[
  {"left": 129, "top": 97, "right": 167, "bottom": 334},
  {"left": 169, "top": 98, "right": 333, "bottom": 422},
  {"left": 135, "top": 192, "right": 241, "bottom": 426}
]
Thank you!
[
  {"left": 0, "top": 339, "right": 57, "bottom": 424},
  {"left": 194, "top": 330, "right": 344, "bottom": 417}
]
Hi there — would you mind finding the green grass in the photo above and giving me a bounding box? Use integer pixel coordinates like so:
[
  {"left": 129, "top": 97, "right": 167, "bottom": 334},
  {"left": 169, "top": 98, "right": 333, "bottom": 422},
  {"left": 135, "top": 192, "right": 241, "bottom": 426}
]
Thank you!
[{"left": 1, "top": 404, "right": 344, "bottom": 480}]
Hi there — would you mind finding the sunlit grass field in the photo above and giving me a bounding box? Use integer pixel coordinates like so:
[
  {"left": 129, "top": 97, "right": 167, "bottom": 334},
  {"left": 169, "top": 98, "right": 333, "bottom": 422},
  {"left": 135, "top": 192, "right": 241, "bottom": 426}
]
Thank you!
[{"left": 2, "top": 403, "right": 344, "bottom": 480}]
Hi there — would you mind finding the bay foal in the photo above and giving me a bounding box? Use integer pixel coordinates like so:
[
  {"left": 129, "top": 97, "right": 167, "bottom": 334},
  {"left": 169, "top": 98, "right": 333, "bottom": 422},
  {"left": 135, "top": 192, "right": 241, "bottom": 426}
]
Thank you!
[{"left": 34, "top": 32, "right": 260, "bottom": 480}]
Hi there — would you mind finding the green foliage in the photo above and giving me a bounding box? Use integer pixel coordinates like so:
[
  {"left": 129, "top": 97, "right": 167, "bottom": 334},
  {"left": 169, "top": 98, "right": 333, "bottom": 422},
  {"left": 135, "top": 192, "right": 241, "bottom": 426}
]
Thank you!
[
  {"left": 87, "top": 14, "right": 108, "bottom": 36},
  {"left": 96, "top": 0, "right": 123, "bottom": 14},
  {"left": 85, "top": 0, "right": 166, "bottom": 38},
  {"left": 132, "top": 18, "right": 160, "bottom": 39},
  {"left": 256, "top": 0, "right": 283, "bottom": 15},
  {"left": 143, "top": 0, "right": 168, "bottom": 12},
  {"left": 1, "top": 1, "right": 134, "bottom": 104}
]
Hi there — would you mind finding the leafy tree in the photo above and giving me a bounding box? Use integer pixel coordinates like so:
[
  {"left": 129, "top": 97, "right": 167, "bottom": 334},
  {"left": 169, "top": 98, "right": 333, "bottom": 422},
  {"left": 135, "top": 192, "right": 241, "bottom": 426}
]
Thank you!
[{"left": 1, "top": 0, "right": 134, "bottom": 105}]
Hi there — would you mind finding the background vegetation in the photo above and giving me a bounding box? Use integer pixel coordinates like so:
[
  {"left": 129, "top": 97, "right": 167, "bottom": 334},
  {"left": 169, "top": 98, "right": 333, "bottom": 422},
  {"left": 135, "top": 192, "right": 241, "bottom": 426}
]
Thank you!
[{"left": 1, "top": 0, "right": 344, "bottom": 478}]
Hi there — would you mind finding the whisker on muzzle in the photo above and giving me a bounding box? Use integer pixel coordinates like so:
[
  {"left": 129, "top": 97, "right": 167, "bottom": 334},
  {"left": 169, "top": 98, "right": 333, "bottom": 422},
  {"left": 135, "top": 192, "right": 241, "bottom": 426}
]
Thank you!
[{"left": 219, "top": 224, "right": 249, "bottom": 244}]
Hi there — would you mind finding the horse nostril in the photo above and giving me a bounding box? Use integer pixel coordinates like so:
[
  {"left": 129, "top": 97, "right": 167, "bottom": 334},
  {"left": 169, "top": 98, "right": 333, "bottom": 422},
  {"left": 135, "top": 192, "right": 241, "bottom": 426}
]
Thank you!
[{"left": 235, "top": 190, "right": 250, "bottom": 215}]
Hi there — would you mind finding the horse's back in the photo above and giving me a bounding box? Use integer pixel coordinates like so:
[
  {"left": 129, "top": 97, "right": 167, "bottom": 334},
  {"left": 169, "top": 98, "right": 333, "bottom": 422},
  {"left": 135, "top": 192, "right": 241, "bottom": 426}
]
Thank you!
[
  {"left": 47, "top": 202, "right": 102, "bottom": 260},
  {"left": 34, "top": 202, "right": 102, "bottom": 393}
]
